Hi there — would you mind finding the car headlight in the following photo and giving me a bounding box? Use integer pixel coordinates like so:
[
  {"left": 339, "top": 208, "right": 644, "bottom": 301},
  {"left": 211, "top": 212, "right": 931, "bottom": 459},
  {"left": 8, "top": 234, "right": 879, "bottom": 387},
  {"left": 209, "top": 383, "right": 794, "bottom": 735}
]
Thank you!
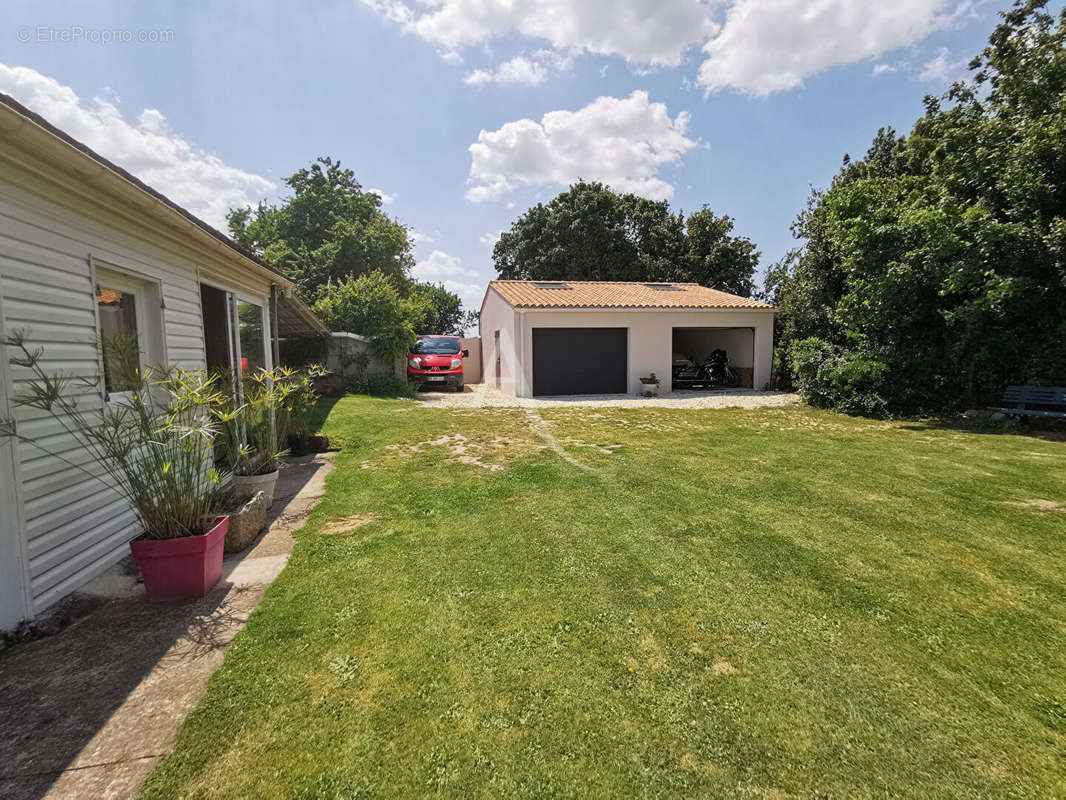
[
  {"left": 450, "top": 358, "right": 462, "bottom": 369},
  {"left": 408, "top": 358, "right": 421, "bottom": 368}
]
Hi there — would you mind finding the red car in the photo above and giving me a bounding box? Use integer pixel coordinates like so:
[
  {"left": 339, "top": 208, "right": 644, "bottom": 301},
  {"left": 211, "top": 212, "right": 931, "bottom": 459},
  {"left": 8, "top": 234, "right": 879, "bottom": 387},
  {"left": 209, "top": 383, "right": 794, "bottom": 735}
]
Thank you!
[{"left": 407, "top": 335, "right": 468, "bottom": 391}]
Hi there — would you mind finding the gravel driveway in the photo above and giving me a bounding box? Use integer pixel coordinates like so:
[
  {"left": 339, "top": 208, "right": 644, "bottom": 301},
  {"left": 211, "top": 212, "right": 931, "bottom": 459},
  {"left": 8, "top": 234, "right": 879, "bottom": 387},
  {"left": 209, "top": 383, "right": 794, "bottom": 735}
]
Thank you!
[{"left": 415, "top": 383, "right": 800, "bottom": 409}]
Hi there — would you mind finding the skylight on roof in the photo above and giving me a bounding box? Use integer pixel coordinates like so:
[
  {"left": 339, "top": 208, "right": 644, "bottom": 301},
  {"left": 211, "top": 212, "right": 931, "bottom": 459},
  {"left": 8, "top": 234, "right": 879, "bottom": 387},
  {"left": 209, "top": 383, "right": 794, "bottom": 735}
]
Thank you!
[
  {"left": 644, "top": 283, "right": 683, "bottom": 291},
  {"left": 532, "top": 281, "right": 571, "bottom": 289}
]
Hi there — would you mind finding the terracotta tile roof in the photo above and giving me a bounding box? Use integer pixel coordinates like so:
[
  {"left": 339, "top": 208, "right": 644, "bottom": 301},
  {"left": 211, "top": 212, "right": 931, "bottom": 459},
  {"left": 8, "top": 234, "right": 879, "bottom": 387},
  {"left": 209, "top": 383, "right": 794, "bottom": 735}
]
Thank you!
[{"left": 488, "top": 281, "right": 774, "bottom": 310}]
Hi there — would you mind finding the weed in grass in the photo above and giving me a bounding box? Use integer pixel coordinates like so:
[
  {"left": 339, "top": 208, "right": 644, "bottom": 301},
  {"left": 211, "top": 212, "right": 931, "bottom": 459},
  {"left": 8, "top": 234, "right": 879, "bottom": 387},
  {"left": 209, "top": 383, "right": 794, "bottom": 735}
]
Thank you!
[{"left": 326, "top": 655, "right": 361, "bottom": 683}]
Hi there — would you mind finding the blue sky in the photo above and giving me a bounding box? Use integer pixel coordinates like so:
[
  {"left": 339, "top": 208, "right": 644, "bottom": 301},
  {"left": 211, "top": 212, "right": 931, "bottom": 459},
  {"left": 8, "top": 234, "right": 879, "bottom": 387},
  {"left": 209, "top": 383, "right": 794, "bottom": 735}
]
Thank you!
[{"left": 1, "top": 1, "right": 1013, "bottom": 312}]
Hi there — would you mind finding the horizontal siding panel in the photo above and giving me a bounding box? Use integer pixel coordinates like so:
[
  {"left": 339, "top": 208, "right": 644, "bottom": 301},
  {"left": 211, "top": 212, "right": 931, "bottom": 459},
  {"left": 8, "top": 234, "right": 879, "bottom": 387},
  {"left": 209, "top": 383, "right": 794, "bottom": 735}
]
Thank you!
[
  {"left": 24, "top": 483, "right": 118, "bottom": 541},
  {"left": 165, "top": 334, "right": 203, "bottom": 352},
  {"left": 30, "top": 532, "right": 133, "bottom": 613},
  {"left": 0, "top": 235, "right": 92, "bottom": 281},
  {"left": 167, "top": 310, "right": 203, "bottom": 328},
  {"left": 166, "top": 296, "right": 202, "bottom": 316},
  {"left": 14, "top": 425, "right": 85, "bottom": 455},
  {"left": 160, "top": 281, "right": 200, "bottom": 302},
  {"left": 19, "top": 442, "right": 95, "bottom": 483},
  {"left": 9, "top": 367, "right": 101, "bottom": 399},
  {"left": 168, "top": 329, "right": 204, "bottom": 348},
  {"left": 26, "top": 498, "right": 131, "bottom": 561},
  {"left": 0, "top": 204, "right": 196, "bottom": 287},
  {"left": 21, "top": 458, "right": 108, "bottom": 503},
  {"left": 29, "top": 509, "right": 134, "bottom": 578},
  {"left": 23, "top": 473, "right": 118, "bottom": 529},
  {"left": 3, "top": 276, "right": 96, "bottom": 312},
  {"left": 2, "top": 297, "right": 95, "bottom": 328},
  {"left": 6, "top": 341, "right": 98, "bottom": 363},
  {"left": 0, "top": 320, "right": 95, "bottom": 345}
]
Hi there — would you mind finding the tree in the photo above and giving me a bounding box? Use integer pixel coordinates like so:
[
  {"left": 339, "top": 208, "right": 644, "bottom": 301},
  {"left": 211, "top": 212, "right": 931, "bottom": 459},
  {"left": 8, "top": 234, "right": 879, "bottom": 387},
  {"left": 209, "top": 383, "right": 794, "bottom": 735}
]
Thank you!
[
  {"left": 492, "top": 181, "right": 759, "bottom": 295},
  {"left": 227, "top": 157, "right": 414, "bottom": 299},
  {"left": 684, "top": 208, "right": 759, "bottom": 297},
  {"left": 772, "top": 0, "right": 1066, "bottom": 416},
  {"left": 312, "top": 270, "right": 414, "bottom": 358},
  {"left": 407, "top": 283, "right": 465, "bottom": 335}
]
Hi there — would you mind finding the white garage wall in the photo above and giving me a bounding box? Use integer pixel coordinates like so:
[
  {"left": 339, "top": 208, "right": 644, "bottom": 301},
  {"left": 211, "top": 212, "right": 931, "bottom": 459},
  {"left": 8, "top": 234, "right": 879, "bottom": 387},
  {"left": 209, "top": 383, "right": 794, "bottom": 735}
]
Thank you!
[
  {"left": 515, "top": 309, "right": 774, "bottom": 396},
  {"left": 479, "top": 287, "right": 519, "bottom": 394}
]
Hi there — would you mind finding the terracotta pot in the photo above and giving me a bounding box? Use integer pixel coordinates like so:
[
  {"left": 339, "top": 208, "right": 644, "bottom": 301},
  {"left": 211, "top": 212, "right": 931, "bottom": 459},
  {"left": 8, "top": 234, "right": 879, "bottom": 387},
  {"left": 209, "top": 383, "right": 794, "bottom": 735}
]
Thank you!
[
  {"left": 129, "top": 516, "right": 228, "bottom": 603},
  {"left": 231, "top": 469, "right": 280, "bottom": 508}
]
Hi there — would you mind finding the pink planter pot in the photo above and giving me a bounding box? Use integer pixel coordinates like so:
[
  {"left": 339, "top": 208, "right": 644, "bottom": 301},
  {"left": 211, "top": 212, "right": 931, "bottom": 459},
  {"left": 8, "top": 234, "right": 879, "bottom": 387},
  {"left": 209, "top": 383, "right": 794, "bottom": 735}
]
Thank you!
[{"left": 129, "top": 516, "right": 229, "bottom": 603}]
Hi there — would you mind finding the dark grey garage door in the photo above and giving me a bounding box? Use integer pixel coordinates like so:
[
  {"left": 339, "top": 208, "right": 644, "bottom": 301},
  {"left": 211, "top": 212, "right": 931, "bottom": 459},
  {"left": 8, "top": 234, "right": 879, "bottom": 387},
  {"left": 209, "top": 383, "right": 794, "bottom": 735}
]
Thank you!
[{"left": 532, "top": 328, "right": 627, "bottom": 396}]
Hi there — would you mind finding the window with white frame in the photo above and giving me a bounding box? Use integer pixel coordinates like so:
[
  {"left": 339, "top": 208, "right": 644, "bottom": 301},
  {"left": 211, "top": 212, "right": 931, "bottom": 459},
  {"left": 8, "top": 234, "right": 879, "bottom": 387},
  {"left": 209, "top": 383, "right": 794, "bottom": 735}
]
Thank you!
[{"left": 94, "top": 267, "right": 161, "bottom": 399}]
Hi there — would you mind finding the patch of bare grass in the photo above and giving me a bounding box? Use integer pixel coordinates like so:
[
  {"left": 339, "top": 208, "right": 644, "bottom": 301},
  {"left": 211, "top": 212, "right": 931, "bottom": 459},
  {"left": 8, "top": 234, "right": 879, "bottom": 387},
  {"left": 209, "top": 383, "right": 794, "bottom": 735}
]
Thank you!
[
  {"left": 318, "top": 515, "right": 377, "bottom": 536},
  {"left": 1011, "top": 498, "right": 1066, "bottom": 512}
]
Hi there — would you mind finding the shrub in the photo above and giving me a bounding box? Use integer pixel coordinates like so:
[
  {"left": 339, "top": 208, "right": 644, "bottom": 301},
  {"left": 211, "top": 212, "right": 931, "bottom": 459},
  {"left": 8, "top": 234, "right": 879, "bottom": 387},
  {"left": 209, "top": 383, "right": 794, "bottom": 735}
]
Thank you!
[
  {"left": 788, "top": 337, "right": 889, "bottom": 418},
  {"left": 312, "top": 270, "right": 415, "bottom": 358},
  {"left": 347, "top": 372, "right": 416, "bottom": 398}
]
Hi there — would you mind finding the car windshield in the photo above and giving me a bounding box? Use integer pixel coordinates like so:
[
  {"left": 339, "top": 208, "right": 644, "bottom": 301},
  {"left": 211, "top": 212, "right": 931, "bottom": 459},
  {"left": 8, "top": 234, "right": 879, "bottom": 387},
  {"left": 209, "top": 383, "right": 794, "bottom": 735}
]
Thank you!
[{"left": 411, "top": 337, "right": 461, "bottom": 355}]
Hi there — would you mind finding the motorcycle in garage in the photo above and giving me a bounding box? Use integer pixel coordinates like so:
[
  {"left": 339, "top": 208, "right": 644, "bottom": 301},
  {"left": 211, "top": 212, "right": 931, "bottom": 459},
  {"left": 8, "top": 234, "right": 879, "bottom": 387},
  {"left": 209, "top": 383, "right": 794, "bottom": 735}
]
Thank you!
[{"left": 672, "top": 348, "right": 740, "bottom": 389}]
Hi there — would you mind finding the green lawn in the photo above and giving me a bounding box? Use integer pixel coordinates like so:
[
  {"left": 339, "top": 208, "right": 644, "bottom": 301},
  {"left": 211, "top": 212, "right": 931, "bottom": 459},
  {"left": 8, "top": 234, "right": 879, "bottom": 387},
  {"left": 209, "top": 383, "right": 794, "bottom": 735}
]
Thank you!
[{"left": 141, "top": 398, "right": 1066, "bottom": 799}]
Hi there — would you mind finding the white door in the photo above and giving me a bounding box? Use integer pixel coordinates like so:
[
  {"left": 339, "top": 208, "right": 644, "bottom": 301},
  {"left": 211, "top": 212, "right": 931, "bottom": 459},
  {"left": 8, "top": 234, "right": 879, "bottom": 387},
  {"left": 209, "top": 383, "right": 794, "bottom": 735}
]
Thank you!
[{"left": 0, "top": 290, "right": 32, "bottom": 629}]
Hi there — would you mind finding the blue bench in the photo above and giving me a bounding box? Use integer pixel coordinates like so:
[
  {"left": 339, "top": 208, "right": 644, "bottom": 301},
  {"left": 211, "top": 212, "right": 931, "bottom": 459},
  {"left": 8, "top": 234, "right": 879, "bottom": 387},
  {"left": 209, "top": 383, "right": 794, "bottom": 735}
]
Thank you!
[{"left": 992, "top": 385, "right": 1066, "bottom": 419}]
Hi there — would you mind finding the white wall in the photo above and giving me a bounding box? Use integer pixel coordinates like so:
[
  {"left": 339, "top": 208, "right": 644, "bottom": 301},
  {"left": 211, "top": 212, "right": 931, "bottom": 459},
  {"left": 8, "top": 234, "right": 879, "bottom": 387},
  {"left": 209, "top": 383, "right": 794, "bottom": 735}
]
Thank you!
[
  {"left": 479, "top": 287, "right": 519, "bottom": 395},
  {"left": 0, "top": 145, "right": 274, "bottom": 623},
  {"left": 514, "top": 309, "right": 775, "bottom": 397}
]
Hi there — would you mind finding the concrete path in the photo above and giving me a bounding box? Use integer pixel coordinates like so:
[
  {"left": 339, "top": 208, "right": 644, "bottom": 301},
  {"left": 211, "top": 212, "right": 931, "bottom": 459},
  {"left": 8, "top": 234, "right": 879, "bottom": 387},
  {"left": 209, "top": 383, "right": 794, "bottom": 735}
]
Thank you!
[
  {"left": 416, "top": 382, "right": 800, "bottom": 409},
  {"left": 0, "top": 453, "right": 334, "bottom": 800}
]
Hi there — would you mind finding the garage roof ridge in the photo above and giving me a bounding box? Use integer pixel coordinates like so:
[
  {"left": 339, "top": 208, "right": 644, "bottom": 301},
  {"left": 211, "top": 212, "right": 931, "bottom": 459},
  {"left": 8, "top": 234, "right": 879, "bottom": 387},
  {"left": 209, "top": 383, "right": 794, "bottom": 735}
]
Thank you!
[{"left": 486, "top": 280, "right": 775, "bottom": 311}]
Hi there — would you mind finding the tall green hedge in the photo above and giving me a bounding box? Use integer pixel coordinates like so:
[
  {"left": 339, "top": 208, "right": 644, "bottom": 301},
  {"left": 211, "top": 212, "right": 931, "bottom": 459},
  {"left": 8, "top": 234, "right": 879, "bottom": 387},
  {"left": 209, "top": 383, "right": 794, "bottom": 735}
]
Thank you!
[{"left": 768, "top": 0, "right": 1066, "bottom": 416}]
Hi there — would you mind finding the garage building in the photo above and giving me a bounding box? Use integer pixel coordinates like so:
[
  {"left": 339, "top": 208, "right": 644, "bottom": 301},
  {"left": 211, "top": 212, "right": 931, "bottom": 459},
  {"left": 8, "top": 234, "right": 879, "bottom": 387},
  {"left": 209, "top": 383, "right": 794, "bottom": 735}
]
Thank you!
[{"left": 479, "top": 281, "right": 776, "bottom": 397}]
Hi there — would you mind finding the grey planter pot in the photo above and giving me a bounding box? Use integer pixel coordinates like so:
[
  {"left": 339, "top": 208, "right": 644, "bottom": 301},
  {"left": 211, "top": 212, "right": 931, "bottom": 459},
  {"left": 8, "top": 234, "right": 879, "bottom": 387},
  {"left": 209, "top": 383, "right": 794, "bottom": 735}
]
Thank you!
[
  {"left": 231, "top": 469, "right": 280, "bottom": 509},
  {"left": 223, "top": 491, "right": 267, "bottom": 554}
]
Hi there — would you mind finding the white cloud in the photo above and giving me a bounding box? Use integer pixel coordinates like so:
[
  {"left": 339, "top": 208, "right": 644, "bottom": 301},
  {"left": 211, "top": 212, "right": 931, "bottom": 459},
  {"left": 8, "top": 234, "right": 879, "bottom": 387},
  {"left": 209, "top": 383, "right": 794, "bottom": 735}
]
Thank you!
[
  {"left": 0, "top": 64, "right": 275, "bottom": 230},
  {"left": 465, "top": 56, "right": 548, "bottom": 86},
  {"left": 367, "top": 187, "right": 395, "bottom": 205},
  {"left": 364, "top": 0, "right": 717, "bottom": 66},
  {"left": 409, "top": 230, "right": 435, "bottom": 247},
  {"left": 479, "top": 230, "right": 504, "bottom": 247},
  {"left": 698, "top": 0, "right": 957, "bottom": 95},
  {"left": 466, "top": 90, "right": 695, "bottom": 203},
  {"left": 412, "top": 249, "right": 486, "bottom": 311},
  {"left": 413, "top": 249, "right": 477, "bottom": 282},
  {"left": 364, "top": 0, "right": 962, "bottom": 95},
  {"left": 872, "top": 63, "right": 898, "bottom": 75},
  {"left": 919, "top": 47, "right": 968, "bottom": 82}
]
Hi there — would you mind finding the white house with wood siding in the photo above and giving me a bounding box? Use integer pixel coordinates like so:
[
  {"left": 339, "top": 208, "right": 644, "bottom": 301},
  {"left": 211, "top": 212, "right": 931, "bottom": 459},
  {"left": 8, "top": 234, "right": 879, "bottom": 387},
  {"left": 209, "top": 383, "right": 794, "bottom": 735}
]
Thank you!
[{"left": 0, "top": 94, "right": 326, "bottom": 630}]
